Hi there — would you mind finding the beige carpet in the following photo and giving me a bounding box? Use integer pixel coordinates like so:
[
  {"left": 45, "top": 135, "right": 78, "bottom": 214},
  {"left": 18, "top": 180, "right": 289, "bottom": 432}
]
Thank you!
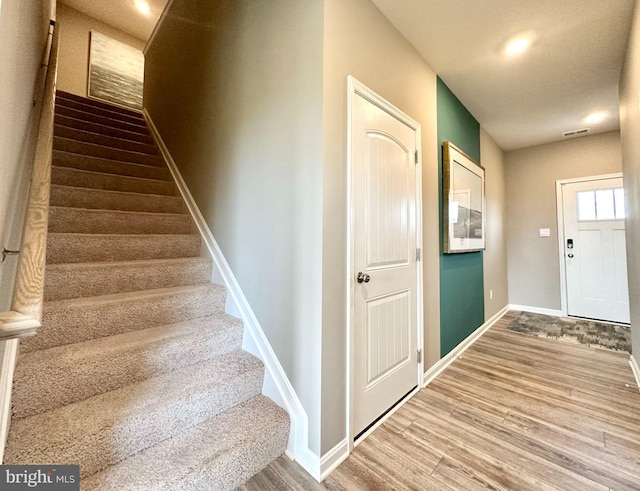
[{"left": 4, "top": 90, "right": 289, "bottom": 490}]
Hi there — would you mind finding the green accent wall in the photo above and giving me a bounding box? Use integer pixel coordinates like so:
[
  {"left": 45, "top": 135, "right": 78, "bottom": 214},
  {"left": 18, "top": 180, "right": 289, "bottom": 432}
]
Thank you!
[{"left": 437, "top": 77, "right": 484, "bottom": 356}]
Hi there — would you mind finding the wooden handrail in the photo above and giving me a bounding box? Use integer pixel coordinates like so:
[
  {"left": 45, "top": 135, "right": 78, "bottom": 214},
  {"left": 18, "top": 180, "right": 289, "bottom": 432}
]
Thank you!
[{"left": 10, "top": 22, "right": 59, "bottom": 324}]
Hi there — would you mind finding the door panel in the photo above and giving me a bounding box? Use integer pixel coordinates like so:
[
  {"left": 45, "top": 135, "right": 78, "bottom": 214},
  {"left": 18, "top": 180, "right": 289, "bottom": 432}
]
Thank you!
[
  {"left": 563, "top": 178, "right": 630, "bottom": 323},
  {"left": 353, "top": 93, "right": 418, "bottom": 436}
]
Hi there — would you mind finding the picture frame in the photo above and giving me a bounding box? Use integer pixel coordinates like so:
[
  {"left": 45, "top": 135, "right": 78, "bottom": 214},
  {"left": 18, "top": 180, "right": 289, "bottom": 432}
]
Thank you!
[
  {"left": 88, "top": 31, "right": 144, "bottom": 111},
  {"left": 443, "top": 141, "right": 485, "bottom": 253}
]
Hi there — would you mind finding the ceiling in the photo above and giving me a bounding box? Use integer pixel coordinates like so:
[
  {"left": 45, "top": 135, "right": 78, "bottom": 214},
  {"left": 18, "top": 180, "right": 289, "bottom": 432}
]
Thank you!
[
  {"left": 62, "top": 0, "right": 636, "bottom": 151},
  {"left": 372, "top": 0, "right": 635, "bottom": 150},
  {"left": 59, "top": 0, "right": 167, "bottom": 42}
]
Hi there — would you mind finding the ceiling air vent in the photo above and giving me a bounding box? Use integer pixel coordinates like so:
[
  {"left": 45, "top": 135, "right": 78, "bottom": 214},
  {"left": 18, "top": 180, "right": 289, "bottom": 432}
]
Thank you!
[{"left": 563, "top": 128, "right": 590, "bottom": 138}]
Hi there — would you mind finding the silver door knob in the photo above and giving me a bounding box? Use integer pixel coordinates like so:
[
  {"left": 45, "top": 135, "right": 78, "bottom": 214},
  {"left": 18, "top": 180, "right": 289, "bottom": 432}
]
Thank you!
[
  {"left": 356, "top": 272, "right": 371, "bottom": 283},
  {"left": 567, "top": 253, "right": 574, "bottom": 258}
]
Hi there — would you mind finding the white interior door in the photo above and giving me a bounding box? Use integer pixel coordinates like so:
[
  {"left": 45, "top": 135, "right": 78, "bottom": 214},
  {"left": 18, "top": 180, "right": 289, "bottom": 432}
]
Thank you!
[
  {"left": 353, "top": 92, "right": 419, "bottom": 437},
  {"left": 562, "top": 177, "right": 630, "bottom": 324}
]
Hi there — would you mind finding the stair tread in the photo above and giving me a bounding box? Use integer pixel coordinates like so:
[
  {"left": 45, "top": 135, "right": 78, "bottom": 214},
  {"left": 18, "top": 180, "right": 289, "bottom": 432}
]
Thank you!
[
  {"left": 44, "top": 283, "right": 223, "bottom": 310},
  {"left": 52, "top": 165, "right": 172, "bottom": 183},
  {"left": 55, "top": 105, "right": 150, "bottom": 133},
  {"left": 49, "top": 205, "right": 189, "bottom": 219},
  {"left": 54, "top": 136, "right": 164, "bottom": 164},
  {"left": 53, "top": 149, "right": 166, "bottom": 171},
  {"left": 50, "top": 183, "right": 183, "bottom": 200},
  {"left": 46, "top": 256, "right": 210, "bottom": 272},
  {"left": 54, "top": 125, "right": 158, "bottom": 153},
  {"left": 57, "top": 91, "right": 144, "bottom": 119},
  {"left": 55, "top": 113, "right": 154, "bottom": 144},
  {"left": 5, "top": 351, "right": 265, "bottom": 477},
  {"left": 82, "top": 395, "right": 289, "bottom": 491},
  {"left": 13, "top": 313, "right": 243, "bottom": 417}
]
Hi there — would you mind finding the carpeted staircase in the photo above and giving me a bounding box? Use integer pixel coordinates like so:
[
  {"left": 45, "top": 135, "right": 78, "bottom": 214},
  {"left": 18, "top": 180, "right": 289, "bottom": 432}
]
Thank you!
[{"left": 3, "top": 91, "right": 289, "bottom": 490}]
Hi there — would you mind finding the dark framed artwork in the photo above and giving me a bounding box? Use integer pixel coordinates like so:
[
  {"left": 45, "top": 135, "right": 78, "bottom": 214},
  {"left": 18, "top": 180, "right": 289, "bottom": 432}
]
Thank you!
[
  {"left": 88, "top": 31, "right": 144, "bottom": 111},
  {"left": 443, "top": 141, "right": 485, "bottom": 253}
]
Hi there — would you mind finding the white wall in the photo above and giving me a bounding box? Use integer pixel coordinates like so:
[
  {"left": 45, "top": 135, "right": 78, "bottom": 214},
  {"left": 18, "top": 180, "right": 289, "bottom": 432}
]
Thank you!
[
  {"left": 56, "top": 3, "right": 144, "bottom": 97},
  {"left": 619, "top": 0, "right": 640, "bottom": 359},
  {"left": 0, "top": 0, "right": 53, "bottom": 310},
  {"left": 144, "top": 0, "right": 325, "bottom": 455},
  {"left": 504, "top": 131, "right": 622, "bottom": 311},
  {"left": 481, "top": 128, "right": 508, "bottom": 319}
]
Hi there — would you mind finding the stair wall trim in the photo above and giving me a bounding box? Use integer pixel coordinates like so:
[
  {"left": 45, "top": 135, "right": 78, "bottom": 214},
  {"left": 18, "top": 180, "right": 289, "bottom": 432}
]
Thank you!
[{"left": 143, "top": 108, "right": 318, "bottom": 477}]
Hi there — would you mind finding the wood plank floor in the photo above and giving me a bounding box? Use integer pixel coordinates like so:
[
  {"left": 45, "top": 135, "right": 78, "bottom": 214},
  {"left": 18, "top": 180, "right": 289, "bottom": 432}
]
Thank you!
[{"left": 238, "top": 310, "right": 640, "bottom": 491}]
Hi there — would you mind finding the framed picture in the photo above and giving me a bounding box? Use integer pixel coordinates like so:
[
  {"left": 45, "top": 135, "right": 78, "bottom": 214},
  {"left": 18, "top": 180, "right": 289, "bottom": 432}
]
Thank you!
[
  {"left": 443, "top": 141, "right": 485, "bottom": 253},
  {"left": 88, "top": 31, "right": 144, "bottom": 111}
]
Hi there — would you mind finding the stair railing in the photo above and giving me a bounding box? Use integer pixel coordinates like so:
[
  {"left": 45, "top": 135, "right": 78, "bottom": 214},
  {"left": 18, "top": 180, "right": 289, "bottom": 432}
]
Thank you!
[{"left": 0, "top": 19, "right": 59, "bottom": 463}]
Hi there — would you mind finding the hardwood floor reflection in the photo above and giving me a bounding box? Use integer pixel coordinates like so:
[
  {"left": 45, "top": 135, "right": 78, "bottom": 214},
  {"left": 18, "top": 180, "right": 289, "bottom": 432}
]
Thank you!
[{"left": 238, "top": 310, "right": 640, "bottom": 491}]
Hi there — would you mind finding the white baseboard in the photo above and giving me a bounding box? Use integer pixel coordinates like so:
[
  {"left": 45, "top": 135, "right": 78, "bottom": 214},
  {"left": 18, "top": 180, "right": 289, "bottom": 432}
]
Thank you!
[
  {"left": 508, "top": 304, "right": 564, "bottom": 318},
  {"left": 423, "top": 305, "right": 509, "bottom": 386},
  {"left": 320, "top": 438, "right": 349, "bottom": 481},
  {"left": 143, "top": 109, "right": 314, "bottom": 472},
  {"left": 0, "top": 339, "right": 19, "bottom": 463},
  {"left": 630, "top": 354, "right": 640, "bottom": 393}
]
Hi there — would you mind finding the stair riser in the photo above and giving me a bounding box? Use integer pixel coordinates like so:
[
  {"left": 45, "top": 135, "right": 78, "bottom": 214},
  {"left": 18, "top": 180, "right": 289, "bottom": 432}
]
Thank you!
[
  {"left": 55, "top": 106, "right": 150, "bottom": 135},
  {"left": 55, "top": 97, "right": 145, "bottom": 126},
  {"left": 54, "top": 125, "right": 159, "bottom": 155},
  {"left": 44, "top": 258, "right": 211, "bottom": 301},
  {"left": 48, "top": 208, "right": 193, "bottom": 235},
  {"left": 13, "top": 322, "right": 244, "bottom": 417},
  {"left": 55, "top": 114, "right": 154, "bottom": 145},
  {"left": 51, "top": 167, "right": 176, "bottom": 196},
  {"left": 46, "top": 234, "right": 201, "bottom": 264},
  {"left": 53, "top": 151, "right": 170, "bottom": 180},
  {"left": 54, "top": 137, "right": 164, "bottom": 167},
  {"left": 7, "top": 360, "right": 263, "bottom": 478},
  {"left": 22, "top": 286, "right": 225, "bottom": 352},
  {"left": 50, "top": 186, "right": 186, "bottom": 214}
]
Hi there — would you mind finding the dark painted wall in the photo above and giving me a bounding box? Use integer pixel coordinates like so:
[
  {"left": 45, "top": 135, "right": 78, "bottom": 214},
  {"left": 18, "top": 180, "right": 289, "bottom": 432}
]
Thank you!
[{"left": 437, "top": 77, "right": 484, "bottom": 356}]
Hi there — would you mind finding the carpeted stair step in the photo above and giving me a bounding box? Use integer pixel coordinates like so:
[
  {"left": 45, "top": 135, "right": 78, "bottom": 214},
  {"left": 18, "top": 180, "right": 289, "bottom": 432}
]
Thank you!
[
  {"left": 48, "top": 207, "right": 193, "bottom": 235},
  {"left": 57, "top": 90, "right": 143, "bottom": 119},
  {"left": 54, "top": 125, "right": 159, "bottom": 155},
  {"left": 44, "top": 257, "right": 211, "bottom": 301},
  {"left": 12, "top": 313, "right": 244, "bottom": 417},
  {"left": 55, "top": 113, "right": 155, "bottom": 145},
  {"left": 51, "top": 167, "right": 176, "bottom": 195},
  {"left": 55, "top": 105, "right": 150, "bottom": 135},
  {"left": 21, "top": 284, "right": 226, "bottom": 353},
  {"left": 55, "top": 95, "right": 145, "bottom": 126},
  {"left": 50, "top": 185, "right": 186, "bottom": 213},
  {"left": 82, "top": 395, "right": 289, "bottom": 491},
  {"left": 53, "top": 150, "right": 169, "bottom": 180},
  {"left": 46, "top": 233, "right": 200, "bottom": 264},
  {"left": 5, "top": 351, "right": 265, "bottom": 478},
  {"left": 54, "top": 136, "right": 164, "bottom": 166}
]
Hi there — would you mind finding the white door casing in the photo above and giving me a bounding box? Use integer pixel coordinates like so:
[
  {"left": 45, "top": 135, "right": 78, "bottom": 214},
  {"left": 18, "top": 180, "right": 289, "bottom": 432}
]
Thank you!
[
  {"left": 348, "top": 77, "right": 422, "bottom": 441},
  {"left": 561, "top": 176, "right": 630, "bottom": 324}
]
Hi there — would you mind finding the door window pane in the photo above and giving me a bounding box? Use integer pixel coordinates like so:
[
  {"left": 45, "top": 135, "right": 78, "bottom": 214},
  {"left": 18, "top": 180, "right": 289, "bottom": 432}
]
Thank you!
[
  {"left": 595, "top": 189, "right": 615, "bottom": 220},
  {"left": 578, "top": 191, "right": 596, "bottom": 221},
  {"left": 614, "top": 188, "right": 625, "bottom": 219}
]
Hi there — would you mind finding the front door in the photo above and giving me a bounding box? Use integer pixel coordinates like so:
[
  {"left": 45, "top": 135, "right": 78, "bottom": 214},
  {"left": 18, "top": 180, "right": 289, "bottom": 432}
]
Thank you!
[
  {"left": 352, "top": 90, "right": 419, "bottom": 437},
  {"left": 562, "top": 177, "right": 630, "bottom": 324}
]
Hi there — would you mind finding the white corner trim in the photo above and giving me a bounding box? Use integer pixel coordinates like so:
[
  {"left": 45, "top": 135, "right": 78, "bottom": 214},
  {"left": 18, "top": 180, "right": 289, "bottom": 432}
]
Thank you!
[
  {"left": 423, "top": 305, "right": 509, "bottom": 386},
  {"left": 142, "top": 109, "right": 314, "bottom": 475},
  {"left": 143, "top": 0, "right": 176, "bottom": 55},
  {"left": 629, "top": 354, "right": 640, "bottom": 393},
  {"left": 508, "top": 304, "right": 564, "bottom": 318},
  {"left": 0, "top": 338, "right": 20, "bottom": 463}
]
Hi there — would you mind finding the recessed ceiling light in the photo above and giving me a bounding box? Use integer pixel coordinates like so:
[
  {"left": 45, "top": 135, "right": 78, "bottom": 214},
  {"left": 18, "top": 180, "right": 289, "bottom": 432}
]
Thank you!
[
  {"left": 584, "top": 111, "right": 607, "bottom": 124},
  {"left": 134, "top": 0, "right": 151, "bottom": 16},
  {"left": 505, "top": 38, "right": 530, "bottom": 56}
]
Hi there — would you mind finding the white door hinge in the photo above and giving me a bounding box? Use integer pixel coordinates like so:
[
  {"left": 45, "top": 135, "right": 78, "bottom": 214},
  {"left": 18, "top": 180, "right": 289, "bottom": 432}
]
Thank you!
[
  {"left": 414, "top": 150, "right": 419, "bottom": 164},
  {"left": 416, "top": 248, "right": 421, "bottom": 261},
  {"left": 417, "top": 349, "right": 422, "bottom": 364}
]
